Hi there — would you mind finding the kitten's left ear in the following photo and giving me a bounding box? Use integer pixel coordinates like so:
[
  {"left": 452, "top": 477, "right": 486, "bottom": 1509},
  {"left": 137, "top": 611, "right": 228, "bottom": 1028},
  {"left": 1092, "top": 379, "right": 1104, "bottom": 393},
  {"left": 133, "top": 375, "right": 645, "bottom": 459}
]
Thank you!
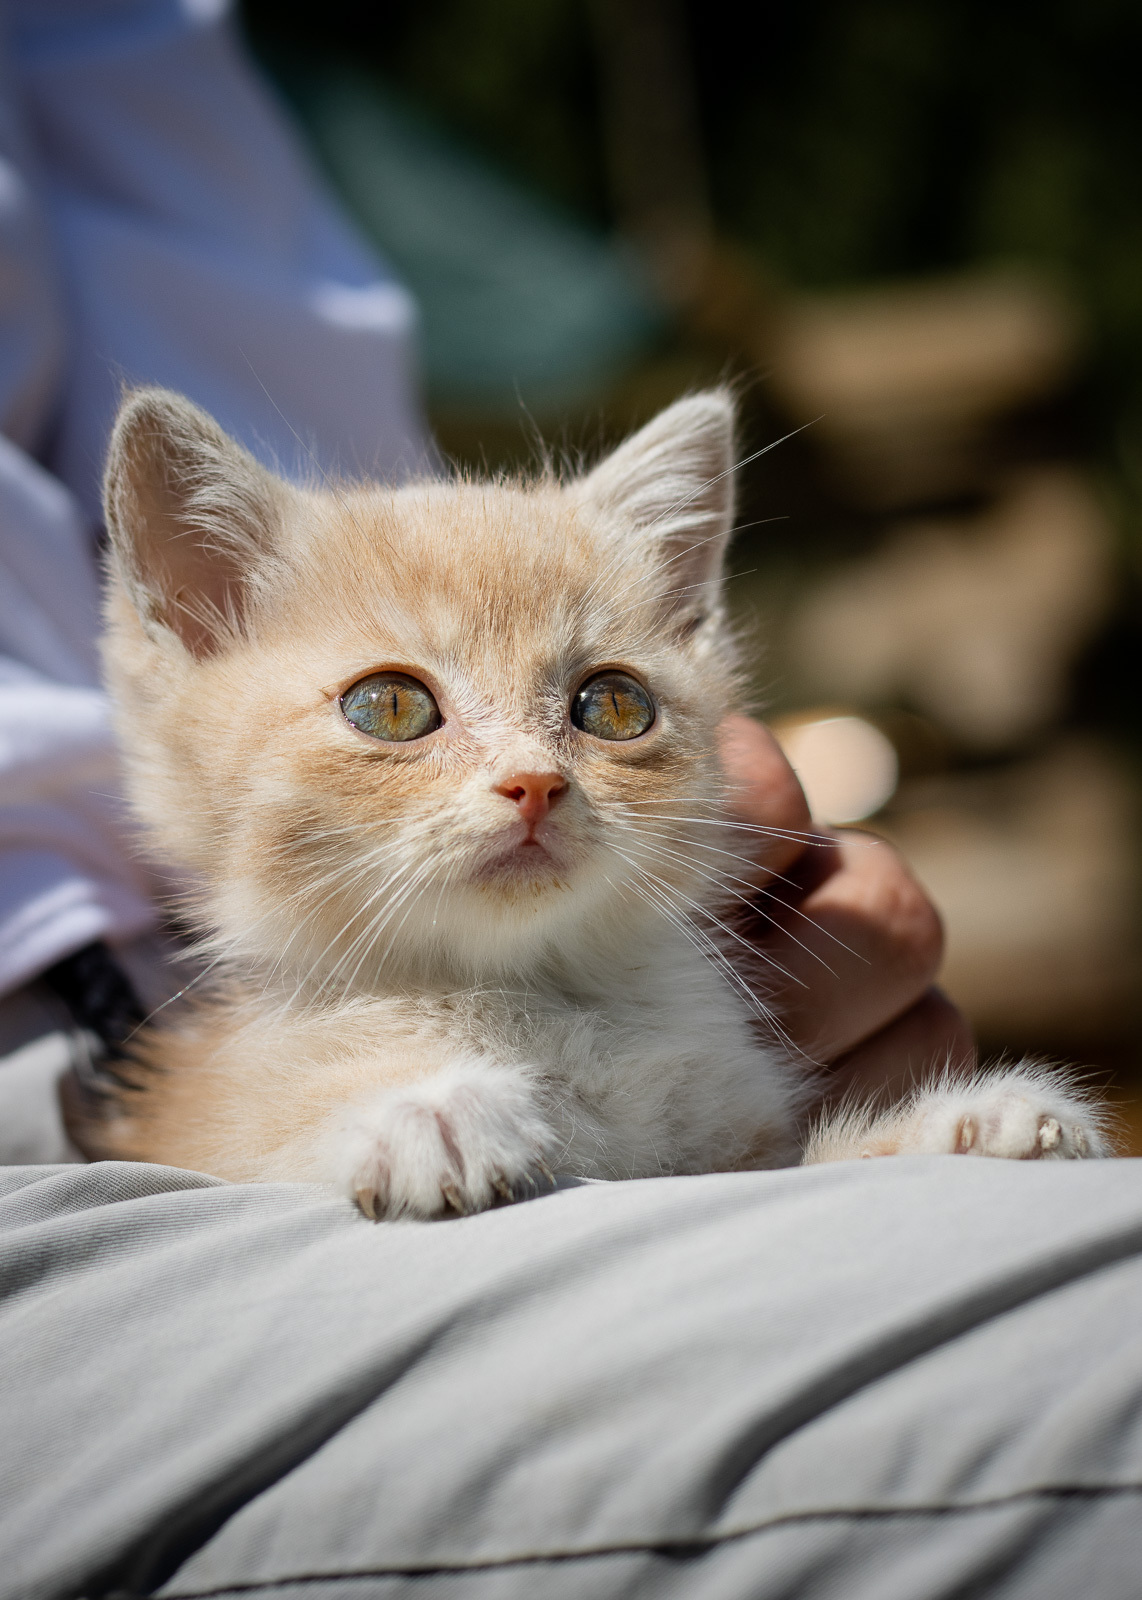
[
  {"left": 103, "top": 387, "right": 291, "bottom": 659},
  {"left": 575, "top": 390, "right": 736, "bottom": 598}
]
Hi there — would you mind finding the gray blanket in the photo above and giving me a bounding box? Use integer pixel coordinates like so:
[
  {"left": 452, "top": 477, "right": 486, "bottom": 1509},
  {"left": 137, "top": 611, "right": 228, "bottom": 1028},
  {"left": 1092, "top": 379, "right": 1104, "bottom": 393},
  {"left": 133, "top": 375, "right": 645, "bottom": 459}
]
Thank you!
[{"left": 3, "top": 1155, "right": 1141, "bottom": 1599}]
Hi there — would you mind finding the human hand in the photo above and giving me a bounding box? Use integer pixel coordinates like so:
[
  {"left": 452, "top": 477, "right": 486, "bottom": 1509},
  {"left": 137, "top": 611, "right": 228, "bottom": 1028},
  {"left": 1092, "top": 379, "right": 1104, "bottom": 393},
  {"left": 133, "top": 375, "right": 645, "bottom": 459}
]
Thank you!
[{"left": 718, "top": 715, "right": 975, "bottom": 1104}]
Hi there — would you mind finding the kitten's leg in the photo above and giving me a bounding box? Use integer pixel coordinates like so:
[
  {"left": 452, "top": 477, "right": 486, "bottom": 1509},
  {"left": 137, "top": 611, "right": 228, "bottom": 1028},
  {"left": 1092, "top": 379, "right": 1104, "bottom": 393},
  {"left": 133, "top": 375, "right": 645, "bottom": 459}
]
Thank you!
[
  {"left": 314, "top": 1058, "right": 556, "bottom": 1219},
  {"left": 804, "top": 1063, "right": 1111, "bottom": 1164}
]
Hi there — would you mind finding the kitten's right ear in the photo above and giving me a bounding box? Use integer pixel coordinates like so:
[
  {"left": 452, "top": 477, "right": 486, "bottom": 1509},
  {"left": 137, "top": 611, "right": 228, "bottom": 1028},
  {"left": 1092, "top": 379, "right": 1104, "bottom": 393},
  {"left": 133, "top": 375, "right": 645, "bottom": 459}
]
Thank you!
[
  {"left": 574, "top": 390, "right": 736, "bottom": 603},
  {"left": 103, "top": 388, "right": 290, "bottom": 659}
]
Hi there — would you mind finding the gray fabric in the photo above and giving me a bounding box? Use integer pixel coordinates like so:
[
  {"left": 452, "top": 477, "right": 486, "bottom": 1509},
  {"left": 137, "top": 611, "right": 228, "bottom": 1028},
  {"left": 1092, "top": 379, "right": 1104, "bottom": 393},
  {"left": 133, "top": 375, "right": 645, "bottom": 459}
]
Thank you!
[
  {"left": 0, "top": 1030, "right": 82, "bottom": 1163},
  {"left": 0, "top": 933, "right": 192, "bottom": 1166},
  {"left": 0, "top": 979, "right": 87, "bottom": 1163},
  {"left": 2, "top": 1156, "right": 1142, "bottom": 1600}
]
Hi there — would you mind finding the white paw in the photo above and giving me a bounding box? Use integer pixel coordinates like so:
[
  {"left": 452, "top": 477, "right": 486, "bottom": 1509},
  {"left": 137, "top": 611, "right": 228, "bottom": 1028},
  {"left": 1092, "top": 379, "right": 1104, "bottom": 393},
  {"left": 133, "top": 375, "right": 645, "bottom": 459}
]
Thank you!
[
  {"left": 325, "top": 1062, "right": 555, "bottom": 1219},
  {"left": 907, "top": 1070, "right": 1108, "bottom": 1161}
]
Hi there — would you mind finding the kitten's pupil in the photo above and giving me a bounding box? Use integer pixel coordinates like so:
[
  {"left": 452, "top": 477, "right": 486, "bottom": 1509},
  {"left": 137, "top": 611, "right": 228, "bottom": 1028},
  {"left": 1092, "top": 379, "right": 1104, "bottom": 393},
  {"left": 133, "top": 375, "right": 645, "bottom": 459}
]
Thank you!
[
  {"left": 572, "top": 671, "right": 655, "bottom": 741},
  {"left": 341, "top": 672, "right": 441, "bottom": 742}
]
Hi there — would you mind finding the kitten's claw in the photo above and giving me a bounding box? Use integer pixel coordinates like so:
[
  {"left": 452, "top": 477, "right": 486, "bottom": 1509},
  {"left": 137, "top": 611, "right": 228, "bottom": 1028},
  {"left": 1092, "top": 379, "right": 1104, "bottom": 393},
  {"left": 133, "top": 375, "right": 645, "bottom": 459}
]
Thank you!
[
  {"left": 808, "top": 1068, "right": 1110, "bottom": 1165},
  {"left": 535, "top": 1158, "right": 555, "bottom": 1186},
  {"left": 955, "top": 1097, "right": 1101, "bottom": 1161},
  {"left": 1038, "top": 1117, "right": 1062, "bottom": 1153},
  {"left": 330, "top": 1063, "right": 556, "bottom": 1221},
  {"left": 903, "top": 1074, "right": 1106, "bottom": 1161}
]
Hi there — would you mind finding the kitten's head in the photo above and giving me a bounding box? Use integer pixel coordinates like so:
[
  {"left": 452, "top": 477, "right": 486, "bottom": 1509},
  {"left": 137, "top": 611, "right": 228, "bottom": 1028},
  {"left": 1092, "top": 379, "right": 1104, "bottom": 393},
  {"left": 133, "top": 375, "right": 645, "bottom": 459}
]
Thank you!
[{"left": 102, "top": 387, "right": 745, "bottom": 992}]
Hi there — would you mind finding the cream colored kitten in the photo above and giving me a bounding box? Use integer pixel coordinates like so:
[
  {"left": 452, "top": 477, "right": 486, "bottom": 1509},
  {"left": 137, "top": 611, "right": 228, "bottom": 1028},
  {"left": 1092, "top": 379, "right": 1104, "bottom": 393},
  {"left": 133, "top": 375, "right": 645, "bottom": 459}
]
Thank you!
[{"left": 71, "top": 387, "right": 1109, "bottom": 1215}]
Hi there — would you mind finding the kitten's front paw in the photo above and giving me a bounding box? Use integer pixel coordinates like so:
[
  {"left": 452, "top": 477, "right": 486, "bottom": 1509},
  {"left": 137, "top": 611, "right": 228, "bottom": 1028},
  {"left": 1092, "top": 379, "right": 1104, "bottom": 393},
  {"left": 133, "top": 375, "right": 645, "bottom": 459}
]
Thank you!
[
  {"left": 328, "top": 1062, "right": 556, "bottom": 1219},
  {"left": 904, "top": 1069, "right": 1109, "bottom": 1161}
]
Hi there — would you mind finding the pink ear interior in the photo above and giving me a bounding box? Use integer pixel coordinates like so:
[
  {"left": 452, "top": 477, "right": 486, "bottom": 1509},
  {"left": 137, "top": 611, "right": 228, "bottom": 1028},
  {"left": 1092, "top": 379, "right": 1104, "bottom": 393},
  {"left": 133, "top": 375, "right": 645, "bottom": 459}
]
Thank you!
[
  {"left": 104, "top": 390, "right": 282, "bottom": 659},
  {"left": 575, "top": 390, "right": 737, "bottom": 607}
]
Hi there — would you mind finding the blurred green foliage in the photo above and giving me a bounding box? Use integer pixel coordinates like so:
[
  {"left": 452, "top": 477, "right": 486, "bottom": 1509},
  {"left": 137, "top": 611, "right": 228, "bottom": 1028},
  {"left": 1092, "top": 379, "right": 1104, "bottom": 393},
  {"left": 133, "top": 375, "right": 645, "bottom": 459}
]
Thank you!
[
  {"left": 244, "top": 1, "right": 607, "bottom": 219},
  {"left": 243, "top": 0, "right": 1142, "bottom": 523},
  {"left": 698, "top": 1, "right": 1142, "bottom": 520},
  {"left": 245, "top": 4, "right": 1142, "bottom": 313}
]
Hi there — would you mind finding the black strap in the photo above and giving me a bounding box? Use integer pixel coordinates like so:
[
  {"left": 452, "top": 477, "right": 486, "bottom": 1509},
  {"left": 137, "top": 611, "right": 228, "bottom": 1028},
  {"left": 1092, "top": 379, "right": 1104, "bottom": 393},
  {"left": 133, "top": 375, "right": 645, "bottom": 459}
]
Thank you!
[{"left": 42, "top": 940, "right": 146, "bottom": 1057}]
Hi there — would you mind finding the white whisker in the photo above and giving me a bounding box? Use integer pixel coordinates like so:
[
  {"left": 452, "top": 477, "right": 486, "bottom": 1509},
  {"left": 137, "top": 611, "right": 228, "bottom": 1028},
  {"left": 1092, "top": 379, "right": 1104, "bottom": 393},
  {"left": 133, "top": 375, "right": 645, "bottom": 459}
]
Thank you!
[
  {"left": 611, "top": 852, "right": 810, "bottom": 1062},
  {"left": 615, "top": 825, "right": 833, "bottom": 978},
  {"left": 616, "top": 809, "right": 835, "bottom": 847},
  {"left": 615, "top": 817, "right": 862, "bottom": 962}
]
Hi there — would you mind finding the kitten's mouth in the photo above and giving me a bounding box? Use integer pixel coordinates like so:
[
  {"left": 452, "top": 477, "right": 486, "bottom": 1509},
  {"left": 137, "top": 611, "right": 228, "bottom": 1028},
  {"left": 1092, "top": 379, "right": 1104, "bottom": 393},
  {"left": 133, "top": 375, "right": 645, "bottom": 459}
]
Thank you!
[{"left": 475, "top": 830, "right": 565, "bottom": 885}]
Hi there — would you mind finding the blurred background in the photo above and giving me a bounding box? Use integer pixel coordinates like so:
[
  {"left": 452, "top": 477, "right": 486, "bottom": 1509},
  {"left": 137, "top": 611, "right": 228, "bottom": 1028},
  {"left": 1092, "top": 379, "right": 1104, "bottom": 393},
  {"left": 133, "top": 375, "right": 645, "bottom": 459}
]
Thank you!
[{"left": 241, "top": 0, "right": 1142, "bottom": 1142}]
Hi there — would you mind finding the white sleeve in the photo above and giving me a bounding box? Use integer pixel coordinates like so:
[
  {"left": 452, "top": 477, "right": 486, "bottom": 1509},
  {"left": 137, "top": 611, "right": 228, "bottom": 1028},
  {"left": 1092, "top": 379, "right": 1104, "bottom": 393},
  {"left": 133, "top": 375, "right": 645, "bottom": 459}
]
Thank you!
[
  {"left": 0, "top": 19, "right": 156, "bottom": 1000},
  {"left": 0, "top": 435, "right": 159, "bottom": 999},
  {"left": 0, "top": 0, "right": 430, "bottom": 997},
  {"left": 6, "top": 0, "right": 431, "bottom": 521}
]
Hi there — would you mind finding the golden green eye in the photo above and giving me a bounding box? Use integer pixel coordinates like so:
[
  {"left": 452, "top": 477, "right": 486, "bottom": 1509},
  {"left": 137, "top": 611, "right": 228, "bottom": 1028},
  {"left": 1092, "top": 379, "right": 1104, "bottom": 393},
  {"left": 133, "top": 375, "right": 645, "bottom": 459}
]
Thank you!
[
  {"left": 572, "top": 671, "right": 655, "bottom": 741},
  {"left": 340, "top": 672, "right": 441, "bottom": 742}
]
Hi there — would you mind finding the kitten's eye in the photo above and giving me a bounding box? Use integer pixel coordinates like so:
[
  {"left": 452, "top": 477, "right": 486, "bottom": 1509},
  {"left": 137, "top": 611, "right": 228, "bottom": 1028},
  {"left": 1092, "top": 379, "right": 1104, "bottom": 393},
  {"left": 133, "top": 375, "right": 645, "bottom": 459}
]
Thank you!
[
  {"left": 340, "top": 673, "right": 441, "bottom": 742},
  {"left": 572, "top": 671, "right": 656, "bottom": 741}
]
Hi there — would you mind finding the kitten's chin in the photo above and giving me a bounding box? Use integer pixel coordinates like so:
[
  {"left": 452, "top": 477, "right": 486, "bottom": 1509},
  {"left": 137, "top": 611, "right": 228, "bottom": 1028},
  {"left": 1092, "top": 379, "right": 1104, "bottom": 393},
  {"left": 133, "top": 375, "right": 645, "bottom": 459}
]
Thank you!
[{"left": 470, "top": 841, "right": 572, "bottom": 898}]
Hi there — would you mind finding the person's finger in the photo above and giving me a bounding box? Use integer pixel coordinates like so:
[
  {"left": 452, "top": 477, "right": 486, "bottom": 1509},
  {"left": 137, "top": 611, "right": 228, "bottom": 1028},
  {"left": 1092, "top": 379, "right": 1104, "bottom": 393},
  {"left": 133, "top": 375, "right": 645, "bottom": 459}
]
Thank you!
[
  {"left": 815, "top": 987, "right": 976, "bottom": 1108},
  {"left": 758, "top": 830, "right": 946, "bottom": 1063},
  {"left": 714, "top": 718, "right": 957, "bottom": 1075},
  {"left": 718, "top": 714, "right": 812, "bottom": 882}
]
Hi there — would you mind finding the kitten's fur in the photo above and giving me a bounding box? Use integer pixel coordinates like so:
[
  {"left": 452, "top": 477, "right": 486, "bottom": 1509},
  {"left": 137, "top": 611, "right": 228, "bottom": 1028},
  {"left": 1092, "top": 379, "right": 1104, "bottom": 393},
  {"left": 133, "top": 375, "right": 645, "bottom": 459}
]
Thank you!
[{"left": 71, "top": 388, "right": 1109, "bottom": 1214}]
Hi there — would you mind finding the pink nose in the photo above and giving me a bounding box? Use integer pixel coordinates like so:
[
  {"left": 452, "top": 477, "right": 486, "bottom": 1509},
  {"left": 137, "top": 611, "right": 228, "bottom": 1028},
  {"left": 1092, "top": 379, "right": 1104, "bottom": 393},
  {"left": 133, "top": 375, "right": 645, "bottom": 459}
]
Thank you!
[{"left": 493, "top": 771, "right": 567, "bottom": 829}]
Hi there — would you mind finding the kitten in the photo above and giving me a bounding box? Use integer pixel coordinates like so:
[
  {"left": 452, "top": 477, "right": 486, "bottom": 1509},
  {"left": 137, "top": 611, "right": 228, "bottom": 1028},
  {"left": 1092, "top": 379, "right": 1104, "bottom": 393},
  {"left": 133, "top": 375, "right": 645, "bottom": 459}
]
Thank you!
[{"left": 69, "top": 387, "right": 1109, "bottom": 1215}]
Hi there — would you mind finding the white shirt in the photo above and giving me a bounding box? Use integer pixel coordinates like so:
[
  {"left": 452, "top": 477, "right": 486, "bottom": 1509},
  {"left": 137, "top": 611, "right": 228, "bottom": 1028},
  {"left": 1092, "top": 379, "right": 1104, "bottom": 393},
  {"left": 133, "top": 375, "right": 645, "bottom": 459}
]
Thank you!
[{"left": 0, "top": 0, "right": 427, "bottom": 998}]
